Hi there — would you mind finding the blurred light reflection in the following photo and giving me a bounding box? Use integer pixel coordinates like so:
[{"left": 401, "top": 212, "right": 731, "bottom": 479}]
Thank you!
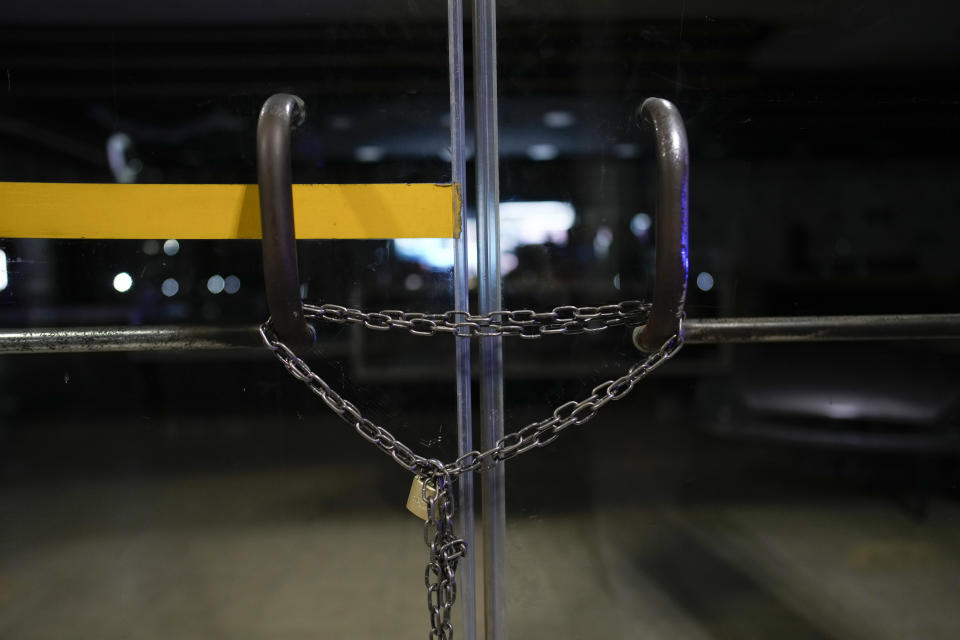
[
  {"left": 630, "top": 213, "right": 652, "bottom": 236},
  {"left": 526, "top": 143, "right": 559, "bottom": 161},
  {"left": 207, "top": 275, "right": 225, "bottom": 294},
  {"left": 696, "top": 272, "right": 715, "bottom": 292},
  {"left": 593, "top": 225, "right": 613, "bottom": 259},
  {"left": 354, "top": 145, "right": 386, "bottom": 162},
  {"left": 112, "top": 272, "right": 132, "bottom": 293},
  {"left": 161, "top": 278, "right": 179, "bottom": 297},
  {"left": 224, "top": 275, "right": 241, "bottom": 294},
  {"left": 404, "top": 273, "right": 423, "bottom": 291},
  {"left": 542, "top": 110, "right": 575, "bottom": 128}
]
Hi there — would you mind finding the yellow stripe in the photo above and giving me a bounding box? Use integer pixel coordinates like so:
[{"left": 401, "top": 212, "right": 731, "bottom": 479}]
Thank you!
[{"left": 0, "top": 182, "right": 460, "bottom": 239}]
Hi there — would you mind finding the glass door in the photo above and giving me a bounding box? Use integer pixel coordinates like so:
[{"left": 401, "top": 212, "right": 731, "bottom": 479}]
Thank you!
[
  {"left": 487, "top": 2, "right": 960, "bottom": 640},
  {"left": 0, "top": 4, "right": 476, "bottom": 639}
]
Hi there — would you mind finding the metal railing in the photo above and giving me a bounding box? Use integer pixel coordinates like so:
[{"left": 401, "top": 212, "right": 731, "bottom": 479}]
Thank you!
[{"left": 3, "top": 313, "right": 958, "bottom": 354}]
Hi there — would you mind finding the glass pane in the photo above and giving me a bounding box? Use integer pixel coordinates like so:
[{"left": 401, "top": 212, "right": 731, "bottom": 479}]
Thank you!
[
  {"left": 0, "top": 5, "right": 469, "bottom": 639},
  {"left": 493, "top": 3, "right": 960, "bottom": 639}
]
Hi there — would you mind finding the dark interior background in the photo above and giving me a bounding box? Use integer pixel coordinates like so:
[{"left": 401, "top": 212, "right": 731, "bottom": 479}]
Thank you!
[{"left": 1, "top": 1, "right": 959, "bottom": 638}]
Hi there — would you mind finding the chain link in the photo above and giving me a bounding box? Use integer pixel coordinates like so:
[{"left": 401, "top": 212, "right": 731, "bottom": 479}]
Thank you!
[{"left": 303, "top": 300, "right": 651, "bottom": 338}]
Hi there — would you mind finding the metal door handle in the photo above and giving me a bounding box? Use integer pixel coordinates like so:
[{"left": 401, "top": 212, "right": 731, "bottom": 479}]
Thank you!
[
  {"left": 633, "top": 97, "right": 689, "bottom": 352},
  {"left": 258, "top": 93, "right": 315, "bottom": 349}
]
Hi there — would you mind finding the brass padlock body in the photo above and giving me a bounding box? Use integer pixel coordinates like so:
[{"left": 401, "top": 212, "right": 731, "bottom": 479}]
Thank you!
[{"left": 406, "top": 476, "right": 437, "bottom": 520}]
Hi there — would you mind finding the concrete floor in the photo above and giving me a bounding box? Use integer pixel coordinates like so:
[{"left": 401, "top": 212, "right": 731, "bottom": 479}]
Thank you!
[{"left": 2, "top": 466, "right": 959, "bottom": 640}]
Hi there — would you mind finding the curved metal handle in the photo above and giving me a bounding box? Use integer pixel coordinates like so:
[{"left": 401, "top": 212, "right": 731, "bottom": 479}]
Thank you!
[
  {"left": 258, "top": 93, "right": 315, "bottom": 349},
  {"left": 632, "top": 97, "right": 689, "bottom": 352}
]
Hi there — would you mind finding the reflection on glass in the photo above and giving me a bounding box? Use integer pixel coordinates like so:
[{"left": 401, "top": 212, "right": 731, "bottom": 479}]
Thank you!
[{"left": 394, "top": 201, "right": 575, "bottom": 277}]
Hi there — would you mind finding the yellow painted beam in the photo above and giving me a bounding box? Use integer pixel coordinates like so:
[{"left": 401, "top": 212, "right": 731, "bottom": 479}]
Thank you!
[{"left": 0, "top": 182, "right": 460, "bottom": 239}]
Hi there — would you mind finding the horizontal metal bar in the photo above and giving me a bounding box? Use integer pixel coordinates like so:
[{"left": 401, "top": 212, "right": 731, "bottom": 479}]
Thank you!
[
  {"left": 2, "top": 313, "right": 959, "bottom": 354},
  {"left": 681, "top": 314, "right": 960, "bottom": 344},
  {"left": 0, "top": 326, "right": 263, "bottom": 354}
]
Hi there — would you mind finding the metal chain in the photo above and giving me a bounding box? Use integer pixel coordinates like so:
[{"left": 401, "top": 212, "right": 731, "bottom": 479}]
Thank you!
[
  {"left": 421, "top": 465, "right": 466, "bottom": 640},
  {"left": 303, "top": 300, "right": 651, "bottom": 338},
  {"left": 259, "top": 307, "right": 683, "bottom": 640},
  {"left": 259, "top": 316, "right": 683, "bottom": 477}
]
